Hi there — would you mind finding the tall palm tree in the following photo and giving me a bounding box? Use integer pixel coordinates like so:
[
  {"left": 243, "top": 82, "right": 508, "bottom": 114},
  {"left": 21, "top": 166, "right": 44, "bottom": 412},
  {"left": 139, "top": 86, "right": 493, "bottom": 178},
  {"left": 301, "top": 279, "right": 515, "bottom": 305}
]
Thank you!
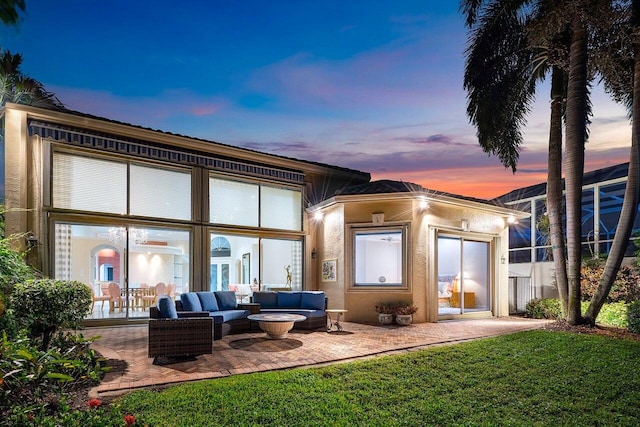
[
  {"left": 461, "top": 0, "right": 572, "bottom": 316},
  {"left": 462, "top": 0, "right": 622, "bottom": 325},
  {"left": 584, "top": 0, "right": 639, "bottom": 324},
  {"left": 0, "top": 50, "right": 63, "bottom": 109}
]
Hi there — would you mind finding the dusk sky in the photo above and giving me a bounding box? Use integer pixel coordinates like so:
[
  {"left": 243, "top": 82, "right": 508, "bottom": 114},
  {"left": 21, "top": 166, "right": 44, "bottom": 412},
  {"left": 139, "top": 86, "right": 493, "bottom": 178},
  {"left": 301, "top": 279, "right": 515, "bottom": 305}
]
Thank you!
[{"left": 0, "top": 0, "right": 633, "bottom": 199}]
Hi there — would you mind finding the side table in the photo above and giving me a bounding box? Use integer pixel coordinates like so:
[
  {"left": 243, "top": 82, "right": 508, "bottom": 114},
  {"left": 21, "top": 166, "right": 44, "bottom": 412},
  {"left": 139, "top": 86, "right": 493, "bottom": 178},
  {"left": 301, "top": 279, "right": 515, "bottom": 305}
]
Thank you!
[{"left": 326, "top": 309, "right": 348, "bottom": 332}]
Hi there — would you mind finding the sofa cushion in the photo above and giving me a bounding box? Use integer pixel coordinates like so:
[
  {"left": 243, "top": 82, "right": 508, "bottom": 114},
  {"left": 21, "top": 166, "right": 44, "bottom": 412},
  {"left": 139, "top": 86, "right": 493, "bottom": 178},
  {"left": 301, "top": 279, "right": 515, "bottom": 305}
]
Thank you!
[
  {"left": 300, "top": 291, "right": 325, "bottom": 310},
  {"left": 209, "top": 309, "right": 250, "bottom": 323},
  {"left": 197, "top": 292, "right": 219, "bottom": 312},
  {"left": 180, "top": 292, "right": 203, "bottom": 312},
  {"left": 277, "top": 291, "right": 301, "bottom": 308},
  {"left": 261, "top": 308, "right": 325, "bottom": 318},
  {"left": 215, "top": 291, "right": 238, "bottom": 310},
  {"left": 157, "top": 296, "right": 178, "bottom": 319},
  {"left": 252, "top": 291, "right": 278, "bottom": 308}
]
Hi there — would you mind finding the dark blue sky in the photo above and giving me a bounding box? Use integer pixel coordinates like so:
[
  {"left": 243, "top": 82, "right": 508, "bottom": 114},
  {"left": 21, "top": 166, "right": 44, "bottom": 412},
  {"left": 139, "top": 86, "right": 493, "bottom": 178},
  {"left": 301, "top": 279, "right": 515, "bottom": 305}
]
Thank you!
[{"left": 1, "top": 0, "right": 631, "bottom": 199}]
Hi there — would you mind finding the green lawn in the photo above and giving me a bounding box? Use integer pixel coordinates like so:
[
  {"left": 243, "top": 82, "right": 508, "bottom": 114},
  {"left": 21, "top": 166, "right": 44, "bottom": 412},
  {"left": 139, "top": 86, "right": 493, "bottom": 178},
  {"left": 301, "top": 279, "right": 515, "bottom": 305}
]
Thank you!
[{"left": 118, "top": 330, "right": 640, "bottom": 426}]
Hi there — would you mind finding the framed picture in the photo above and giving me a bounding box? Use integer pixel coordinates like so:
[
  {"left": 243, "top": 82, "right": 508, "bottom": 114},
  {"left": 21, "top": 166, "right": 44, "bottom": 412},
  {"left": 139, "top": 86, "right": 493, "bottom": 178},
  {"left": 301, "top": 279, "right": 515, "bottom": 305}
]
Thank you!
[{"left": 321, "top": 259, "right": 337, "bottom": 282}]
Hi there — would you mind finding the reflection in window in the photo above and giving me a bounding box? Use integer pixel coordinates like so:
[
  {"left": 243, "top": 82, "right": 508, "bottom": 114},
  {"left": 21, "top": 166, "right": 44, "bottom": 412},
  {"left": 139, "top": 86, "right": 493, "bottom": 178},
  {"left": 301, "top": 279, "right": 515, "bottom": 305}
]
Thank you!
[{"left": 353, "top": 228, "right": 406, "bottom": 287}]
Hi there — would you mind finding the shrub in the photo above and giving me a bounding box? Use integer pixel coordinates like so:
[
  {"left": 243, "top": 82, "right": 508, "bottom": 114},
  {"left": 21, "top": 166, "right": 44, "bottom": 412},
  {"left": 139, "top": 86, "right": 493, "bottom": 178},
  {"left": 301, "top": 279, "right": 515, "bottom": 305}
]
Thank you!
[
  {"left": 0, "top": 235, "right": 35, "bottom": 298},
  {"left": 628, "top": 301, "right": 640, "bottom": 334},
  {"left": 0, "top": 331, "right": 108, "bottom": 420},
  {"left": 10, "top": 279, "right": 92, "bottom": 349},
  {"left": 525, "top": 298, "right": 562, "bottom": 319},
  {"left": 581, "top": 301, "right": 628, "bottom": 328},
  {"left": 580, "top": 265, "right": 640, "bottom": 303}
]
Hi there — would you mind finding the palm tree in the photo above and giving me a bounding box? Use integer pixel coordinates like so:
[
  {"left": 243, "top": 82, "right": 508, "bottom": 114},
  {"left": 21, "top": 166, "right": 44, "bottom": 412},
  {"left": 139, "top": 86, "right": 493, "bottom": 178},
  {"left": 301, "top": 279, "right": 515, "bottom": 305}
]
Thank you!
[
  {"left": 0, "top": 0, "right": 25, "bottom": 25},
  {"left": 462, "top": 0, "right": 623, "bottom": 325},
  {"left": 0, "top": 50, "right": 64, "bottom": 109},
  {"left": 461, "top": 0, "right": 573, "bottom": 316},
  {"left": 584, "top": 0, "right": 640, "bottom": 324}
]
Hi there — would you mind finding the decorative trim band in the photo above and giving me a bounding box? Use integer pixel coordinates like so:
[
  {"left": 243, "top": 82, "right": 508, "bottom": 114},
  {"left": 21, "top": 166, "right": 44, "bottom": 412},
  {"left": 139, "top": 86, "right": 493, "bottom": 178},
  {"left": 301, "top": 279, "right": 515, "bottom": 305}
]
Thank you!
[{"left": 28, "top": 120, "right": 305, "bottom": 184}]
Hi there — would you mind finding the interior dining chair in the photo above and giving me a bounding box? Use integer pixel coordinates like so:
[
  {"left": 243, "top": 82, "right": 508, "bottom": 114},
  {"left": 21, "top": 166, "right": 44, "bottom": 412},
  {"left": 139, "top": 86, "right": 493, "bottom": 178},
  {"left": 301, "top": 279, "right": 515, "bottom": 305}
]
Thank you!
[
  {"left": 90, "top": 284, "right": 110, "bottom": 311},
  {"left": 142, "top": 282, "right": 167, "bottom": 309}
]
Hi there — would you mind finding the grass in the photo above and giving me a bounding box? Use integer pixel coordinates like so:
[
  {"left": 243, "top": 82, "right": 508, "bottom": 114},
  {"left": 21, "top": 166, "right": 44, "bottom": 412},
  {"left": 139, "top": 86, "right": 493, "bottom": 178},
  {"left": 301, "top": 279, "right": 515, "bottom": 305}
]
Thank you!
[{"left": 117, "top": 330, "right": 640, "bottom": 426}]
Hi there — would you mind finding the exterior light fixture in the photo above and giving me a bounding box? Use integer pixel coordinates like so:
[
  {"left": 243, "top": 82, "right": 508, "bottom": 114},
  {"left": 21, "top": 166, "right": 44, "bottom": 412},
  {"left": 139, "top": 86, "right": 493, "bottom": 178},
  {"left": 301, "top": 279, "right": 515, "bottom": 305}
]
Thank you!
[
  {"left": 313, "top": 211, "right": 324, "bottom": 221},
  {"left": 461, "top": 219, "right": 469, "bottom": 232},
  {"left": 507, "top": 215, "right": 517, "bottom": 224},
  {"left": 418, "top": 198, "right": 428, "bottom": 210}
]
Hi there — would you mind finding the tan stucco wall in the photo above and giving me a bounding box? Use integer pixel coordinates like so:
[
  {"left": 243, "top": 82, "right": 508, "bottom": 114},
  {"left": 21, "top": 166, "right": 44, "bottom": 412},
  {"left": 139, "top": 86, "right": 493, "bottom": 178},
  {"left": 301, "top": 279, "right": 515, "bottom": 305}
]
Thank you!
[{"left": 313, "top": 196, "right": 511, "bottom": 324}]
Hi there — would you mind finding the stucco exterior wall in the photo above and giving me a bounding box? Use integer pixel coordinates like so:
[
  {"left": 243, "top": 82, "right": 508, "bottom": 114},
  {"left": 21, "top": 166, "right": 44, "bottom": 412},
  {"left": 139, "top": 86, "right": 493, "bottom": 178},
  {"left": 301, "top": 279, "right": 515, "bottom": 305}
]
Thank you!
[{"left": 312, "top": 196, "right": 512, "bottom": 324}]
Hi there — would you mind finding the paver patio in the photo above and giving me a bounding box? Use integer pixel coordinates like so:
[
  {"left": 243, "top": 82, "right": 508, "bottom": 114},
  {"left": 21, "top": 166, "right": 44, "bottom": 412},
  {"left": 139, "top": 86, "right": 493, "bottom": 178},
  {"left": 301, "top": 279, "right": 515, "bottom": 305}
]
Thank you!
[{"left": 89, "top": 317, "right": 550, "bottom": 398}]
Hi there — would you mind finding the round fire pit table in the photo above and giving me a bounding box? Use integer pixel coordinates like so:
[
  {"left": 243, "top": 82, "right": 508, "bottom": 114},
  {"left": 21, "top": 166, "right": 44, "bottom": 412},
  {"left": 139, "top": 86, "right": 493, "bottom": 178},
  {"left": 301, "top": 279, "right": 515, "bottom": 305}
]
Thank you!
[{"left": 247, "top": 313, "right": 307, "bottom": 339}]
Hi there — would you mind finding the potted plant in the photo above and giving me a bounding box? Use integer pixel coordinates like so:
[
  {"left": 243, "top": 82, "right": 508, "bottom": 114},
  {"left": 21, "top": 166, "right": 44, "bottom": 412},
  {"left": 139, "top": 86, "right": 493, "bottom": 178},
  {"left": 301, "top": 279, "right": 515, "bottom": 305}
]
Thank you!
[
  {"left": 395, "top": 303, "right": 418, "bottom": 326},
  {"left": 374, "top": 303, "right": 396, "bottom": 325}
]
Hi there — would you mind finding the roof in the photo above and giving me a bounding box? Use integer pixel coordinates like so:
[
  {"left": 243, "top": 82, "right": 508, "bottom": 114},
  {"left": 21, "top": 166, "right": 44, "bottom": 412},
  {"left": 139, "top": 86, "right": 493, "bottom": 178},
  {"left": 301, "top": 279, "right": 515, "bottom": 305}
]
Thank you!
[
  {"left": 494, "top": 162, "right": 630, "bottom": 204},
  {"left": 324, "top": 180, "right": 529, "bottom": 219},
  {"left": 3, "top": 103, "right": 370, "bottom": 180}
]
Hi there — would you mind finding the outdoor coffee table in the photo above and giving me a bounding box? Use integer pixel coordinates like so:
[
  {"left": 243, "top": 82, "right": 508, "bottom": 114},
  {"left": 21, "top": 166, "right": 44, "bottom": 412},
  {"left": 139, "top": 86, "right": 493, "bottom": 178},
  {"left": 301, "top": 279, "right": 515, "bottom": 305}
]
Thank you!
[{"left": 247, "top": 313, "right": 307, "bottom": 339}]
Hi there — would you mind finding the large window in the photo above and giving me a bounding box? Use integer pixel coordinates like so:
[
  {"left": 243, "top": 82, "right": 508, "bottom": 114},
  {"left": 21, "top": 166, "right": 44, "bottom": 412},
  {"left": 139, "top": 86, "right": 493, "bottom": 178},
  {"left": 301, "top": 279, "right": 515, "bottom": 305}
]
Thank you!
[
  {"left": 54, "top": 222, "right": 190, "bottom": 321},
  {"left": 352, "top": 226, "right": 407, "bottom": 288},
  {"left": 53, "top": 153, "right": 192, "bottom": 220},
  {"left": 130, "top": 165, "right": 191, "bottom": 220},
  {"left": 209, "top": 176, "right": 302, "bottom": 231},
  {"left": 53, "top": 153, "right": 127, "bottom": 214},
  {"left": 209, "top": 232, "right": 303, "bottom": 295}
]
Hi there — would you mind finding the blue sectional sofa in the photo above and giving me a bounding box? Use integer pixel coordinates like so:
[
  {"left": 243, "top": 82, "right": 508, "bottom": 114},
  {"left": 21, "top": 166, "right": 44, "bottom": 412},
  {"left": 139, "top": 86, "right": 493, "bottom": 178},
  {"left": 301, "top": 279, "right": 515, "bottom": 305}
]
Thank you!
[
  {"left": 251, "top": 291, "right": 327, "bottom": 330},
  {"left": 151, "top": 290, "right": 328, "bottom": 341}
]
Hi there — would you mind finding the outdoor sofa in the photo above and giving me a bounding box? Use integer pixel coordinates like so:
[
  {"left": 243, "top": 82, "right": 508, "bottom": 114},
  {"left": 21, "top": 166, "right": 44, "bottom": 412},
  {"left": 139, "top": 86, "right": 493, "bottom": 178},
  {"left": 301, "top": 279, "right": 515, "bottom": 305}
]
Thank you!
[{"left": 251, "top": 291, "right": 327, "bottom": 330}]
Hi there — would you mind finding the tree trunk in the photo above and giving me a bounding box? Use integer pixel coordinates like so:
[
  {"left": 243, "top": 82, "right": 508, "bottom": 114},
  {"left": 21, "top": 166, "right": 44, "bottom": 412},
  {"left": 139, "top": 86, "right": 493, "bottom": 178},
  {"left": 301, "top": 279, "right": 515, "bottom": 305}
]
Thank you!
[
  {"left": 584, "top": 0, "right": 640, "bottom": 325},
  {"left": 547, "top": 66, "right": 569, "bottom": 316},
  {"left": 564, "top": 16, "right": 588, "bottom": 325}
]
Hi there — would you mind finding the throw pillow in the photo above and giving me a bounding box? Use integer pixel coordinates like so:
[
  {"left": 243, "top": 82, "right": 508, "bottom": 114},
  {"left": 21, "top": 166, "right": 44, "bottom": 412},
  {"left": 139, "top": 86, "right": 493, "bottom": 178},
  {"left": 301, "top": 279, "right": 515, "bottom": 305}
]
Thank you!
[
  {"left": 300, "top": 292, "right": 325, "bottom": 310},
  {"left": 197, "top": 292, "right": 219, "bottom": 312},
  {"left": 157, "top": 296, "right": 178, "bottom": 319},
  {"left": 215, "top": 291, "right": 238, "bottom": 310},
  {"left": 180, "top": 292, "right": 203, "bottom": 312}
]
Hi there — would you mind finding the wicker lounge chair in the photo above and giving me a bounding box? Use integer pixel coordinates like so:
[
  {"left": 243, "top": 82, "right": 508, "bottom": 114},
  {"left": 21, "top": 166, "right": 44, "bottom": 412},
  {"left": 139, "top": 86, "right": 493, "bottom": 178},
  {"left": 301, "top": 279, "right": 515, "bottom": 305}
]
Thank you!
[{"left": 148, "top": 297, "right": 214, "bottom": 365}]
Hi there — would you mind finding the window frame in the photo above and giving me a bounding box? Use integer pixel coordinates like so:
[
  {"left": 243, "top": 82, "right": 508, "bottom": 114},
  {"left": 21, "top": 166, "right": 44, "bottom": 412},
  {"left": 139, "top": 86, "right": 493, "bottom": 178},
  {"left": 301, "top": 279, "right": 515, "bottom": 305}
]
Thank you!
[{"left": 348, "top": 223, "right": 410, "bottom": 291}]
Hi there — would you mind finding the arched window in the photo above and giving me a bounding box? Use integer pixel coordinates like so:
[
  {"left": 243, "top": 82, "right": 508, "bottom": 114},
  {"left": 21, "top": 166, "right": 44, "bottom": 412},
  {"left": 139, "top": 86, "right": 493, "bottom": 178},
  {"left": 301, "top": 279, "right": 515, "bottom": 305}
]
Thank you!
[{"left": 211, "top": 236, "right": 231, "bottom": 257}]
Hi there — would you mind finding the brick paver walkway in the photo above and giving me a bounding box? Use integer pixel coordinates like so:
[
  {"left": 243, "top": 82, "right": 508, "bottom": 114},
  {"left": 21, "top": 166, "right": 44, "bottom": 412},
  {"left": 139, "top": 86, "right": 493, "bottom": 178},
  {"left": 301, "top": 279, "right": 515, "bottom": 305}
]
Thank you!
[{"left": 89, "top": 317, "right": 549, "bottom": 398}]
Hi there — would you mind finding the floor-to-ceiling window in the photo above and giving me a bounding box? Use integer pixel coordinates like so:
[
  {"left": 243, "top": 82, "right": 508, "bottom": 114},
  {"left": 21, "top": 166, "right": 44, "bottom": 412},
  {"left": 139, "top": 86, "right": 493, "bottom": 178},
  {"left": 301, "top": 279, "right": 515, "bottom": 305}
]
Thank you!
[
  {"left": 54, "top": 223, "right": 190, "bottom": 320},
  {"left": 437, "top": 234, "right": 491, "bottom": 316}
]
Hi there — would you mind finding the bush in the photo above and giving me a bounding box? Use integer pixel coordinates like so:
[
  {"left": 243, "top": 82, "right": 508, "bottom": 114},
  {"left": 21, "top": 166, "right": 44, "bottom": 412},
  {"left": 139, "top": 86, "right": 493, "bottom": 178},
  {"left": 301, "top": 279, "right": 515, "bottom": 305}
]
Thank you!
[
  {"left": 10, "top": 279, "right": 92, "bottom": 349},
  {"left": 525, "top": 298, "right": 562, "bottom": 319},
  {"left": 628, "top": 301, "right": 640, "bottom": 334},
  {"left": 396, "top": 303, "right": 418, "bottom": 315},
  {"left": 0, "top": 235, "right": 35, "bottom": 298},
  {"left": 0, "top": 331, "right": 109, "bottom": 421},
  {"left": 580, "top": 265, "right": 640, "bottom": 303},
  {"left": 581, "top": 301, "right": 628, "bottom": 328},
  {"left": 374, "top": 303, "right": 397, "bottom": 315}
]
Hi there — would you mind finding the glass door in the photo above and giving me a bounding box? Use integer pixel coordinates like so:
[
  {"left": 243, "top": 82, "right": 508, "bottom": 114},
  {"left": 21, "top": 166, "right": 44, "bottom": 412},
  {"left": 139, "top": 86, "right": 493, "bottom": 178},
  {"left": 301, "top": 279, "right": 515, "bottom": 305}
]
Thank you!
[{"left": 437, "top": 234, "right": 491, "bottom": 316}]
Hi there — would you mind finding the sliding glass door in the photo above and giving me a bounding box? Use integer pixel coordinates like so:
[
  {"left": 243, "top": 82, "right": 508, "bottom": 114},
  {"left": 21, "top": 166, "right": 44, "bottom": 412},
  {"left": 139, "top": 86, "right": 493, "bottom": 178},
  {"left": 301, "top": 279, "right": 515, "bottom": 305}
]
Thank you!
[{"left": 437, "top": 234, "right": 491, "bottom": 316}]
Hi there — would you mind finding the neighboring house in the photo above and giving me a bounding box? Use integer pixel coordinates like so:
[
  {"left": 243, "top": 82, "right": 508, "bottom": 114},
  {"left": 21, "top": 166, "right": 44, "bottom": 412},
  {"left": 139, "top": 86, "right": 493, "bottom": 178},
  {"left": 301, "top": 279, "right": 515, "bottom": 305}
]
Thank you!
[
  {"left": 2, "top": 103, "right": 525, "bottom": 325},
  {"left": 494, "top": 162, "right": 640, "bottom": 310}
]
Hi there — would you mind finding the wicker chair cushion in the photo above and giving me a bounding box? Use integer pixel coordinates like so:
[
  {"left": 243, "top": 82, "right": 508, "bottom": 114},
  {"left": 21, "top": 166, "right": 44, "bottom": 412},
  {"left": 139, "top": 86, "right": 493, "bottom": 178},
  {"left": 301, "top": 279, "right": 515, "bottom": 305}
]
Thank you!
[
  {"left": 252, "top": 291, "right": 278, "bottom": 308},
  {"left": 197, "top": 292, "right": 219, "bottom": 311},
  {"left": 181, "top": 292, "right": 203, "bottom": 312},
  {"left": 215, "top": 291, "right": 237, "bottom": 310},
  {"left": 157, "top": 296, "right": 178, "bottom": 319},
  {"left": 300, "top": 292, "right": 325, "bottom": 310},
  {"left": 277, "top": 291, "right": 302, "bottom": 308}
]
